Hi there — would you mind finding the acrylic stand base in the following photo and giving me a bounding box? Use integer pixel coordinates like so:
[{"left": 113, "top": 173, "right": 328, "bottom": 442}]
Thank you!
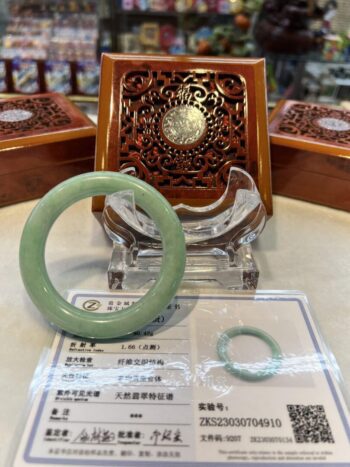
[
  {"left": 107, "top": 243, "right": 258, "bottom": 290},
  {"left": 103, "top": 167, "right": 266, "bottom": 291}
]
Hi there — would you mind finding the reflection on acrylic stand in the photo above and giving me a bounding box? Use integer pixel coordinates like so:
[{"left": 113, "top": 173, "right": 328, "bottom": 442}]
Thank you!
[{"left": 103, "top": 167, "right": 266, "bottom": 290}]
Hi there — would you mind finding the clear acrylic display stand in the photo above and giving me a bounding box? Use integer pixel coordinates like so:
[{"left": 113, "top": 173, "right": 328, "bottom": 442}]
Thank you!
[{"left": 102, "top": 167, "right": 267, "bottom": 290}]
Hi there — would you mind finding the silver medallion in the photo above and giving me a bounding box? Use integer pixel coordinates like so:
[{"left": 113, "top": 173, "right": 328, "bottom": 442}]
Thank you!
[
  {"left": 317, "top": 117, "right": 350, "bottom": 132},
  {"left": 162, "top": 105, "right": 207, "bottom": 146},
  {"left": 0, "top": 109, "right": 33, "bottom": 123}
]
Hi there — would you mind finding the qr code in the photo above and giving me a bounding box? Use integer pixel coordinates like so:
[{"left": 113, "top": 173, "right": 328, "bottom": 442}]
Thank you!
[{"left": 287, "top": 404, "right": 335, "bottom": 443}]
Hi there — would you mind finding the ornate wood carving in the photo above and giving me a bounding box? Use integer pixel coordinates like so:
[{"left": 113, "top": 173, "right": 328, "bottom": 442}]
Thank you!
[
  {"left": 0, "top": 96, "right": 71, "bottom": 138},
  {"left": 273, "top": 101, "right": 350, "bottom": 148},
  {"left": 0, "top": 93, "right": 96, "bottom": 207},
  {"left": 119, "top": 69, "right": 248, "bottom": 193},
  {"left": 94, "top": 54, "right": 272, "bottom": 214},
  {"left": 269, "top": 100, "right": 350, "bottom": 212}
]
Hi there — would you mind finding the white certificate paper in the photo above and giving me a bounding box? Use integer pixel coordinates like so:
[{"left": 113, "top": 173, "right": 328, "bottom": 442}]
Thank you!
[{"left": 13, "top": 291, "right": 350, "bottom": 466}]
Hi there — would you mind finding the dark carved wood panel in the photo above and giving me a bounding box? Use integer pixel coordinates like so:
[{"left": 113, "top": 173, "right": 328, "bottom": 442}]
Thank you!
[
  {"left": 0, "top": 93, "right": 96, "bottom": 207},
  {"left": 94, "top": 54, "right": 272, "bottom": 213},
  {"left": 269, "top": 100, "right": 350, "bottom": 212},
  {"left": 275, "top": 102, "right": 350, "bottom": 148},
  {"left": 118, "top": 70, "right": 248, "bottom": 192},
  {"left": 0, "top": 96, "right": 71, "bottom": 138}
]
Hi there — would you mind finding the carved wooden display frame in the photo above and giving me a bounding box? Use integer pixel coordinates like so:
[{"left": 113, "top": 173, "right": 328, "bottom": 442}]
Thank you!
[
  {"left": 0, "top": 93, "right": 95, "bottom": 149},
  {"left": 0, "top": 93, "right": 96, "bottom": 207},
  {"left": 269, "top": 100, "right": 350, "bottom": 152},
  {"left": 94, "top": 54, "right": 272, "bottom": 214},
  {"left": 269, "top": 100, "right": 350, "bottom": 212}
]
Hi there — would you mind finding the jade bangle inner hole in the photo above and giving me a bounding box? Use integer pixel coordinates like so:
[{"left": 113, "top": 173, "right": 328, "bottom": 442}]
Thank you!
[
  {"left": 44, "top": 199, "right": 159, "bottom": 299},
  {"left": 225, "top": 335, "right": 274, "bottom": 366},
  {"left": 44, "top": 200, "right": 108, "bottom": 299}
]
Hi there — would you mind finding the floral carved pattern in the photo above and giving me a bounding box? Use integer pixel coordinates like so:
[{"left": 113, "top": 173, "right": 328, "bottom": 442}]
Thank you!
[
  {"left": 277, "top": 103, "right": 350, "bottom": 146},
  {"left": 0, "top": 97, "right": 72, "bottom": 137},
  {"left": 119, "top": 70, "right": 248, "bottom": 191}
]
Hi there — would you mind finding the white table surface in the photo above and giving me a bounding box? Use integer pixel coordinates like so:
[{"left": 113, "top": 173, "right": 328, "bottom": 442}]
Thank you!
[{"left": 1, "top": 195, "right": 350, "bottom": 466}]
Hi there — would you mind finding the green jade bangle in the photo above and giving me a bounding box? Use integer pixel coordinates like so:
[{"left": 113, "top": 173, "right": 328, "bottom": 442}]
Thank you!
[
  {"left": 217, "top": 326, "right": 282, "bottom": 381},
  {"left": 19, "top": 171, "right": 186, "bottom": 340}
]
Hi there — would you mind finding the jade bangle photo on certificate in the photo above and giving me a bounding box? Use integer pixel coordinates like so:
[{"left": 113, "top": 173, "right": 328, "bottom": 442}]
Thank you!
[
  {"left": 19, "top": 172, "right": 186, "bottom": 340},
  {"left": 217, "top": 326, "right": 282, "bottom": 381}
]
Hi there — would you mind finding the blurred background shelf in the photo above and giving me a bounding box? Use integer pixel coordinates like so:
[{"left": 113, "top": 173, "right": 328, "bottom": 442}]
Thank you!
[{"left": 0, "top": 0, "right": 349, "bottom": 107}]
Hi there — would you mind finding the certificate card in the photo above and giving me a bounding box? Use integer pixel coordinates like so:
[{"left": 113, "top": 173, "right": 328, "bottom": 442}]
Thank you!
[{"left": 13, "top": 291, "right": 350, "bottom": 466}]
